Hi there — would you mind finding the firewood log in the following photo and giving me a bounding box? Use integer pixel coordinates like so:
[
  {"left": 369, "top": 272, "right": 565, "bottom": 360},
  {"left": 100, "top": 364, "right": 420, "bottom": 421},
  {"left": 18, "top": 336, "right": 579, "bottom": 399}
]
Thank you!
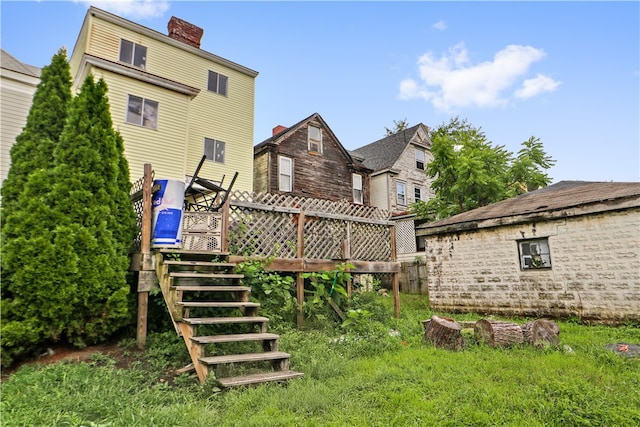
[
  {"left": 422, "top": 315, "right": 463, "bottom": 351},
  {"left": 474, "top": 319, "right": 524, "bottom": 347},
  {"left": 521, "top": 319, "right": 560, "bottom": 347}
]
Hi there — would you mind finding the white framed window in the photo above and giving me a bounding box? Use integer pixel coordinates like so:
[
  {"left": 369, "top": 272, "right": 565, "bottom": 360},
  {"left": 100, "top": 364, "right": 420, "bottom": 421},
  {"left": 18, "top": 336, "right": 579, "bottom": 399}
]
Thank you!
[
  {"left": 396, "top": 181, "right": 406, "bottom": 206},
  {"left": 352, "top": 173, "right": 363, "bottom": 204},
  {"left": 308, "top": 124, "right": 322, "bottom": 153},
  {"left": 414, "top": 186, "right": 422, "bottom": 202},
  {"left": 204, "top": 138, "right": 225, "bottom": 163},
  {"left": 279, "top": 155, "right": 293, "bottom": 192},
  {"left": 126, "top": 95, "right": 158, "bottom": 129},
  {"left": 415, "top": 149, "right": 425, "bottom": 170},
  {"left": 518, "top": 238, "right": 552, "bottom": 270},
  {"left": 208, "top": 71, "right": 228, "bottom": 96},
  {"left": 119, "top": 39, "right": 147, "bottom": 69}
]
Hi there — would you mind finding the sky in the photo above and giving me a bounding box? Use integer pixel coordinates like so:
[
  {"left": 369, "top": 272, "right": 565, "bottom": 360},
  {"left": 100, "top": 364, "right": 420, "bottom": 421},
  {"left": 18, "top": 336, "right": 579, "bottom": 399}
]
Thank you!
[{"left": 1, "top": 0, "right": 638, "bottom": 183}]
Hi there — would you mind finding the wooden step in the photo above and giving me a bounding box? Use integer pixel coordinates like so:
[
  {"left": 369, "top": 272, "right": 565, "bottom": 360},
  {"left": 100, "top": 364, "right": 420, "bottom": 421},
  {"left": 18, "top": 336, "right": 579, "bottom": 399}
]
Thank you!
[
  {"left": 158, "top": 249, "right": 230, "bottom": 257},
  {"left": 217, "top": 370, "right": 304, "bottom": 388},
  {"left": 178, "top": 301, "right": 260, "bottom": 309},
  {"left": 172, "top": 285, "right": 251, "bottom": 292},
  {"left": 164, "top": 260, "right": 236, "bottom": 268},
  {"left": 200, "top": 351, "right": 290, "bottom": 366},
  {"left": 182, "top": 316, "right": 269, "bottom": 326},
  {"left": 191, "top": 333, "right": 279, "bottom": 344},
  {"left": 169, "top": 272, "right": 244, "bottom": 279}
]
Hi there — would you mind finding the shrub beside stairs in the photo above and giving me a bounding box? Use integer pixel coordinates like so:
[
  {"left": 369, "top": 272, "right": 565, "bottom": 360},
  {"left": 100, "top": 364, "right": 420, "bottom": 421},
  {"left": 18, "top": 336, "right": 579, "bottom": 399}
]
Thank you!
[{"left": 155, "top": 248, "right": 304, "bottom": 387}]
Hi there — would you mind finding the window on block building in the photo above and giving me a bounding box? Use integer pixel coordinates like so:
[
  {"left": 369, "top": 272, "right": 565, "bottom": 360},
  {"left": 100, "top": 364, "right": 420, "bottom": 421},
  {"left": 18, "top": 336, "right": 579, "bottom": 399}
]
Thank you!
[
  {"left": 204, "top": 138, "right": 226, "bottom": 163},
  {"left": 279, "top": 155, "right": 293, "bottom": 192},
  {"left": 415, "top": 149, "right": 425, "bottom": 170},
  {"left": 352, "top": 173, "right": 363, "bottom": 204},
  {"left": 414, "top": 186, "right": 422, "bottom": 202},
  {"left": 208, "top": 71, "right": 228, "bottom": 96},
  {"left": 396, "top": 181, "right": 406, "bottom": 206},
  {"left": 518, "top": 238, "right": 552, "bottom": 270},
  {"left": 126, "top": 95, "right": 158, "bottom": 129},
  {"left": 119, "top": 39, "right": 147, "bottom": 69}
]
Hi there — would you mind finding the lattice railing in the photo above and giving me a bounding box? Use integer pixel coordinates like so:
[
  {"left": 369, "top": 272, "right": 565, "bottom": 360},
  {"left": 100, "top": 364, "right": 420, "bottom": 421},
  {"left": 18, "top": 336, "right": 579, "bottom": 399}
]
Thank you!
[{"left": 130, "top": 171, "right": 153, "bottom": 253}]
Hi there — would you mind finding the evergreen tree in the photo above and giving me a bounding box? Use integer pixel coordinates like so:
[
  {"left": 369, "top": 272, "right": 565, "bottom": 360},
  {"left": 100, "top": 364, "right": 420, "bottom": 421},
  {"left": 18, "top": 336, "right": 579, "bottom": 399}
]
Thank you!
[
  {"left": 1, "top": 75, "right": 136, "bottom": 366},
  {"left": 1, "top": 48, "right": 72, "bottom": 220}
]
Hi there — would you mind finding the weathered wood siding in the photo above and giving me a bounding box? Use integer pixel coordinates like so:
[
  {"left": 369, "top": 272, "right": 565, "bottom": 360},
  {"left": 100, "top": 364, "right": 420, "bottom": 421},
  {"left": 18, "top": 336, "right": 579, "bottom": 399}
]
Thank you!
[
  {"left": 252, "top": 151, "right": 269, "bottom": 193},
  {"left": 423, "top": 208, "right": 640, "bottom": 323},
  {"left": 267, "top": 124, "right": 369, "bottom": 203},
  {"left": 69, "top": 10, "right": 256, "bottom": 189}
]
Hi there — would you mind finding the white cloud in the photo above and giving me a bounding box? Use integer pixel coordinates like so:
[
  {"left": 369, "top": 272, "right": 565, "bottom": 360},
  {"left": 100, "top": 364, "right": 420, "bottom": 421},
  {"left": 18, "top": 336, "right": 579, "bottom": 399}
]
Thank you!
[
  {"left": 76, "top": 0, "right": 169, "bottom": 19},
  {"left": 515, "top": 74, "right": 561, "bottom": 98},
  {"left": 399, "top": 43, "right": 559, "bottom": 112},
  {"left": 432, "top": 20, "right": 447, "bottom": 31}
]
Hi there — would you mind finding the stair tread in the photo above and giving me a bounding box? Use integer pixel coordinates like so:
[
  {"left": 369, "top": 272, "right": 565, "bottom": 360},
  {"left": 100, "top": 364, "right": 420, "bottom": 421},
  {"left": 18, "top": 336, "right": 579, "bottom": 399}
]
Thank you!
[
  {"left": 158, "top": 249, "right": 230, "bottom": 256},
  {"left": 170, "top": 272, "right": 244, "bottom": 279},
  {"left": 164, "top": 260, "right": 236, "bottom": 267},
  {"left": 177, "top": 301, "right": 260, "bottom": 308},
  {"left": 192, "top": 333, "right": 279, "bottom": 344},
  {"left": 182, "top": 316, "right": 269, "bottom": 325},
  {"left": 217, "top": 370, "right": 304, "bottom": 388},
  {"left": 200, "top": 351, "right": 290, "bottom": 365},
  {"left": 172, "top": 285, "right": 251, "bottom": 292}
]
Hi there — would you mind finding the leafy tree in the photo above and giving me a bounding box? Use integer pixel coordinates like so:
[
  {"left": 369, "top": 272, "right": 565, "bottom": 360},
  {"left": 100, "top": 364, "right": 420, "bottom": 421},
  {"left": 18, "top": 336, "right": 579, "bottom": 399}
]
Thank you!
[
  {"left": 384, "top": 118, "right": 409, "bottom": 136},
  {"left": 411, "top": 117, "right": 555, "bottom": 221},
  {"left": 1, "top": 75, "right": 136, "bottom": 366},
  {"left": 1, "top": 47, "right": 72, "bottom": 224}
]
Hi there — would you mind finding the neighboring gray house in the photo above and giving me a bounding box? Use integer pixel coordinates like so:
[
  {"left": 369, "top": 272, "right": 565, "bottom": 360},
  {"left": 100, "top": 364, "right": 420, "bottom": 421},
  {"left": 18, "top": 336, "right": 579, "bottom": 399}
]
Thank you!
[
  {"left": 416, "top": 181, "right": 640, "bottom": 323},
  {"left": 0, "top": 50, "right": 41, "bottom": 185},
  {"left": 351, "top": 123, "right": 433, "bottom": 216}
]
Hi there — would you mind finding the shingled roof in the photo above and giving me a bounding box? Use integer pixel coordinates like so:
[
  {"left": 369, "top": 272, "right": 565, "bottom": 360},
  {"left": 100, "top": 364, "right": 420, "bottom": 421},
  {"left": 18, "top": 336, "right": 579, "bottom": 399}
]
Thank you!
[
  {"left": 350, "top": 123, "right": 429, "bottom": 172},
  {"left": 1, "top": 49, "right": 41, "bottom": 78},
  {"left": 418, "top": 181, "right": 640, "bottom": 234}
]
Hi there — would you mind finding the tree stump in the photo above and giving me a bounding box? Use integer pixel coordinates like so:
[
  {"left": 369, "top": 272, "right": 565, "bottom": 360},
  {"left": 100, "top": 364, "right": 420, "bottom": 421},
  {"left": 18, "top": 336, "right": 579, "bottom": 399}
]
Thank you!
[
  {"left": 474, "top": 319, "right": 524, "bottom": 347},
  {"left": 521, "top": 319, "right": 560, "bottom": 347},
  {"left": 422, "top": 315, "right": 463, "bottom": 351}
]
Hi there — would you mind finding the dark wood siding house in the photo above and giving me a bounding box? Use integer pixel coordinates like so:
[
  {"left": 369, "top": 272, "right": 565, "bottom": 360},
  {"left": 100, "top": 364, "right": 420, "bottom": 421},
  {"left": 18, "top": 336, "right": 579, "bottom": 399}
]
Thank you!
[{"left": 253, "top": 113, "right": 372, "bottom": 204}]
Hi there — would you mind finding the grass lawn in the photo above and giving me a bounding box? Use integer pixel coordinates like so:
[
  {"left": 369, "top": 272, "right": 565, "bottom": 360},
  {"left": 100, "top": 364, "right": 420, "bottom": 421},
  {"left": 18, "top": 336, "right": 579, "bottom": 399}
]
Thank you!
[{"left": 1, "top": 294, "right": 639, "bottom": 426}]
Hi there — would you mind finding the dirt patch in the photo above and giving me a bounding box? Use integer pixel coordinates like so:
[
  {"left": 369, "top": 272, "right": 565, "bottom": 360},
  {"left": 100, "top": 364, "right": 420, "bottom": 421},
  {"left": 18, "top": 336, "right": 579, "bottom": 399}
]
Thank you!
[{"left": 605, "top": 342, "right": 640, "bottom": 358}]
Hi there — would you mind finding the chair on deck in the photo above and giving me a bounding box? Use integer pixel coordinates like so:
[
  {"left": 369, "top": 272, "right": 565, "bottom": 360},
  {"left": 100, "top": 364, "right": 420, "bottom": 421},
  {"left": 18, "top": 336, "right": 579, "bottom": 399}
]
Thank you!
[{"left": 184, "top": 155, "right": 238, "bottom": 212}]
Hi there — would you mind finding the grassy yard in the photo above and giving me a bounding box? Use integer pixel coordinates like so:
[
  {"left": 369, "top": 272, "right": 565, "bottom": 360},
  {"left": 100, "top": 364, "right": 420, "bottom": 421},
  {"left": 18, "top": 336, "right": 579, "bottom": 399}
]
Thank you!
[{"left": 1, "top": 294, "right": 639, "bottom": 426}]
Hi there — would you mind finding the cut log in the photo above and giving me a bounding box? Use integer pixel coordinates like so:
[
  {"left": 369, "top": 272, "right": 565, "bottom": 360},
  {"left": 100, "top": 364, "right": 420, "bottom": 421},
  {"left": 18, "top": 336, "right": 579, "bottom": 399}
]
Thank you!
[
  {"left": 474, "top": 319, "right": 524, "bottom": 347},
  {"left": 521, "top": 319, "right": 560, "bottom": 347},
  {"left": 422, "top": 315, "right": 463, "bottom": 351}
]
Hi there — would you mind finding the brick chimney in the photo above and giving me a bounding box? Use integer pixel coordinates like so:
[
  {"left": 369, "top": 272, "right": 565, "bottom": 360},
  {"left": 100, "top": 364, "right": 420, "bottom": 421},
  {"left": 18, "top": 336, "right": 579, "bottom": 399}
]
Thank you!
[
  {"left": 167, "top": 16, "right": 204, "bottom": 49},
  {"left": 272, "top": 125, "right": 287, "bottom": 136}
]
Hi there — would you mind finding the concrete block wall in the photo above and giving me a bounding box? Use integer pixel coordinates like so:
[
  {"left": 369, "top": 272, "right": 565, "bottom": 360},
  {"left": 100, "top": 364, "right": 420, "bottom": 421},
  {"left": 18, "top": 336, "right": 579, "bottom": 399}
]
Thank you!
[{"left": 424, "top": 208, "right": 640, "bottom": 323}]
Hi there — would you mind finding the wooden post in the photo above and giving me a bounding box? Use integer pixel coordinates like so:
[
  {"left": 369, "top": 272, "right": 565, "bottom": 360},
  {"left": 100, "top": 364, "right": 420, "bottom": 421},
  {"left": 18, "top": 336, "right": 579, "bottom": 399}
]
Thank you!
[
  {"left": 221, "top": 195, "right": 231, "bottom": 253},
  {"left": 344, "top": 222, "right": 352, "bottom": 297},
  {"left": 137, "top": 164, "right": 153, "bottom": 349},
  {"left": 390, "top": 223, "right": 400, "bottom": 317},
  {"left": 296, "top": 210, "right": 306, "bottom": 328}
]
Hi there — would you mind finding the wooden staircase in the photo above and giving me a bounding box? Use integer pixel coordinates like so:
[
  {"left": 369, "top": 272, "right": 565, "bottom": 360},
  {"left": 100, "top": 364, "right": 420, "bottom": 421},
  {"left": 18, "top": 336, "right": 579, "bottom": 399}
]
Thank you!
[{"left": 155, "top": 248, "right": 303, "bottom": 387}]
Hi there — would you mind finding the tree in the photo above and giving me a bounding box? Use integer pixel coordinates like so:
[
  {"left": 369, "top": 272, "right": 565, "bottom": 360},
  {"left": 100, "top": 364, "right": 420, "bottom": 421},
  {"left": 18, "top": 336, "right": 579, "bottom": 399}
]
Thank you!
[
  {"left": 384, "top": 118, "right": 409, "bottom": 136},
  {"left": 1, "top": 75, "right": 136, "bottom": 366},
  {"left": 1, "top": 48, "right": 72, "bottom": 225},
  {"left": 411, "top": 117, "right": 555, "bottom": 221}
]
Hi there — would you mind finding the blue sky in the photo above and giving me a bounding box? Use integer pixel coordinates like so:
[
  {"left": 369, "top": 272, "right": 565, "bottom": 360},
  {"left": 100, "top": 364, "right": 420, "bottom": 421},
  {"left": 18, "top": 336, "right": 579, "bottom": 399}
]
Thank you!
[{"left": 2, "top": 0, "right": 638, "bottom": 183}]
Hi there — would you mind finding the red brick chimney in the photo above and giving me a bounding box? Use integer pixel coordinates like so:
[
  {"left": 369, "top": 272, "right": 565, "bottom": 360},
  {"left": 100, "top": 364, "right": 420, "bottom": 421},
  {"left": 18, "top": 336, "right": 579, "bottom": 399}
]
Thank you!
[
  {"left": 272, "top": 125, "right": 287, "bottom": 136},
  {"left": 167, "top": 16, "right": 203, "bottom": 49}
]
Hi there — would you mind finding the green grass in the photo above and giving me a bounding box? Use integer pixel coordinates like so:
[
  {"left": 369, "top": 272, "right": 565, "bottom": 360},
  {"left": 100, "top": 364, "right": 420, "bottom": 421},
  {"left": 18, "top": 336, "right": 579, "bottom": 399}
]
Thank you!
[{"left": 2, "top": 293, "right": 639, "bottom": 426}]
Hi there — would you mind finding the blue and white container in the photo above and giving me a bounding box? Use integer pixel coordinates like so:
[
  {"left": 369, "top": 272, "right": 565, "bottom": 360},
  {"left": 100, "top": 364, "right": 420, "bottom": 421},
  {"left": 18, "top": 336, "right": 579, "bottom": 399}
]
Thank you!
[{"left": 151, "top": 179, "right": 185, "bottom": 248}]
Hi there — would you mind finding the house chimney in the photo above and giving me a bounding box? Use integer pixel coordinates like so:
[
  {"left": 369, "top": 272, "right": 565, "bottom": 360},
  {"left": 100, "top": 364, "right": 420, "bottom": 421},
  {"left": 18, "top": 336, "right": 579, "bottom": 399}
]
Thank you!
[
  {"left": 272, "top": 125, "right": 287, "bottom": 136},
  {"left": 167, "top": 16, "right": 204, "bottom": 48}
]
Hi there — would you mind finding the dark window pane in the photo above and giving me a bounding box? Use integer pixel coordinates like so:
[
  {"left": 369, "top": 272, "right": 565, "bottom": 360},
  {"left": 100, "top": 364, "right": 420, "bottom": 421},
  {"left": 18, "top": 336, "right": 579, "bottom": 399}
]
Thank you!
[
  {"left": 214, "top": 140, "right": 225, "bottom": 163},
  {"left": 127, "top": 95, "right": 142, "bottom": 125},
  {"left": 218, "top": 74, "right": 228, "bottom": 96},
  {"left": 204, "top": 138, "right": 214, "bottom": 160},
  {"left": 133, "top": 44, "right": 147, "bottom": 68},
  {"left": 142, "top": 99, "right": 158, "bottom": 129},
  {"left": 208, "top": 71, "right": 218, "bottom": 92},
  {"left": 120, "top": 39, "right": 133, "bottom": 63}
]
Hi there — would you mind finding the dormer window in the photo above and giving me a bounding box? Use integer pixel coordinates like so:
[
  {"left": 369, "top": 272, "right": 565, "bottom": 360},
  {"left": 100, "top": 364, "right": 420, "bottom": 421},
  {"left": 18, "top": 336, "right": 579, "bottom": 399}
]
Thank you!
[
  {"left": 119, "top": 39, "right": 147, "bottom": 69},
  {"left": 415, "top": 149, "right": 425, "bottom": 170},
  {"left": 308, "top": 124, "right": 322, "bottom": 154}
]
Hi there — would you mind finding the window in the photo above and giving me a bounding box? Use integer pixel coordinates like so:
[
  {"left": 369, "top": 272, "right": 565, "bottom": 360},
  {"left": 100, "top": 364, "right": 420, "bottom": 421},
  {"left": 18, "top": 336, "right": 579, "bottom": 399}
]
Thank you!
[
  {"left": 414, "top": 186, "right": 422, "bottom": 202},
  {"left": 119, "top": 39, "right": 147, "bottom": 69},
  {"left": 126, "top": 95, "right": 158, "bottom": 129},
  {"left": 518, "top": 238, "right": 552, "bottom": 270},
  {"left": 352, "top": 174, "right": 363, "bottom": 204},
  {"left": 308, "top": 124, "right": 322, "bottom": 153},
  {"left": 396, "top": 181, "right": 406, "bottom": 206},
  {"left": 415, "top": 149, "right": 425, "bottom": 170},
  {"left": 279, "top": 156, "right": 293, "bottom": 192},
  {"left": 204, "top": 138, "right": 226, "bottom": 163},
  {"left": 208, "top": 71, "right": 228, "bottom": 96}
]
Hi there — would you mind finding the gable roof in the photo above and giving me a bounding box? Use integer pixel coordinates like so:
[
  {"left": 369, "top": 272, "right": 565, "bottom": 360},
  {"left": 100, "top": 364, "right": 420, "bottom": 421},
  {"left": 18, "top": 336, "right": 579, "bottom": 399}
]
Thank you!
[
  {"left": 254, "top": 112, "right": 370, "bottom": 171},
  {"left": 1, "top": 49, "right": 41, "bottom": 78},
  {"left": 418, "top": 181, "right": 640, "bottom": 235},
  {"left": 350, "top": 123, "right": 429, "bottom": 172}
]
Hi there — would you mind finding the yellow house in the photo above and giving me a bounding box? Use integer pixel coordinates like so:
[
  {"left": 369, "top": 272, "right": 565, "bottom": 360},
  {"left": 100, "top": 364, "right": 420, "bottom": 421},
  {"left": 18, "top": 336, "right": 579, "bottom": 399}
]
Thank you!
[{"left": 68, "top": 6, "right": 258, "bottom": 190}]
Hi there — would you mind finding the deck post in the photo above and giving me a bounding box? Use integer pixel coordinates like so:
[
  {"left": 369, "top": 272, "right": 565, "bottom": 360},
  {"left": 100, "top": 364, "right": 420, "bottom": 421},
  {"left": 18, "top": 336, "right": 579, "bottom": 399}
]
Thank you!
[
  {"left": 296, "top": 210, "right": 306, "bottom": 328},
  {"left": 390, "top": 223, "right": 400, "bottom": 317},
  {"left": 136, "top": 164, "right": 153, "bottom": 349}
]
